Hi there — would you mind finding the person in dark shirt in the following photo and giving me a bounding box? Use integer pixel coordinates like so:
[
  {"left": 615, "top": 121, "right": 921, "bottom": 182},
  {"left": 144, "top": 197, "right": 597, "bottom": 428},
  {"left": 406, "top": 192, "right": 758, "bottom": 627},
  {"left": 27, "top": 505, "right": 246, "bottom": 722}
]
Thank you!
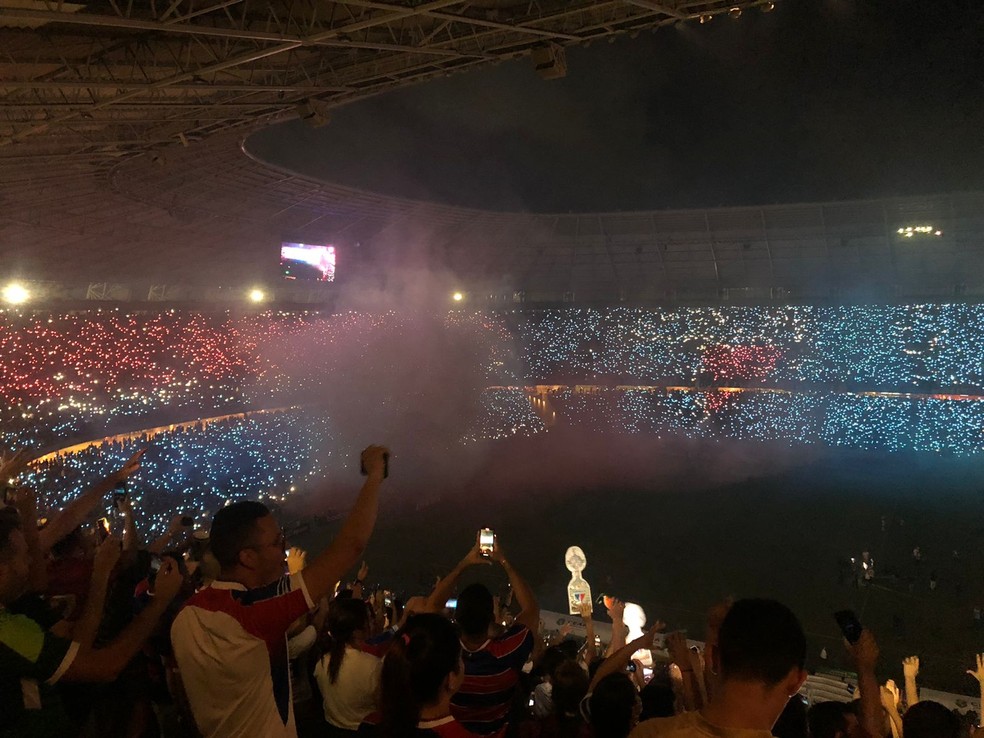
[{"left": 359, "top": 613, "right": 479, "bottom": 738}]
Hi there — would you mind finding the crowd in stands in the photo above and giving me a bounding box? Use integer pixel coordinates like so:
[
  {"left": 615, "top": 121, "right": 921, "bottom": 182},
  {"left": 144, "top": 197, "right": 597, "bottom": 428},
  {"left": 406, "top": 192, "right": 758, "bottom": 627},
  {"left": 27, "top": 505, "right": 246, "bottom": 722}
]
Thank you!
[
  {"left": 21, "top": 412, "right": 333, "bottom": 538},
  {"left": 3, "top": 444, "right": 984, "bottom": 738}
]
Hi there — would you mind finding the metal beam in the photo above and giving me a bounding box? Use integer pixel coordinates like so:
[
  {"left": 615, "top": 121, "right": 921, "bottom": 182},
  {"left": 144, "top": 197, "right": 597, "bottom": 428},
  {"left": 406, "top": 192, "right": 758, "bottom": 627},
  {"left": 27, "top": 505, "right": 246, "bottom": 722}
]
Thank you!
[
  {"left": 0, "top": 8, "right": 489, "bottom": 58},
  {"left": 621, "top": 0, "right": 686, "bottom": 20},
  {"left": 0, "top": 81, "right": 353, "bottom": 93}
]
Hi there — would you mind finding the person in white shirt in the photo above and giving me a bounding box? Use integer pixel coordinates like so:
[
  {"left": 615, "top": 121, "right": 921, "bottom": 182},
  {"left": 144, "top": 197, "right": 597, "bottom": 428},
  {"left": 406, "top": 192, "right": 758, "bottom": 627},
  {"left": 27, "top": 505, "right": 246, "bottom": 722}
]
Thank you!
[{"left": 314, "top": 597, "right": 382, "bottom": 733}]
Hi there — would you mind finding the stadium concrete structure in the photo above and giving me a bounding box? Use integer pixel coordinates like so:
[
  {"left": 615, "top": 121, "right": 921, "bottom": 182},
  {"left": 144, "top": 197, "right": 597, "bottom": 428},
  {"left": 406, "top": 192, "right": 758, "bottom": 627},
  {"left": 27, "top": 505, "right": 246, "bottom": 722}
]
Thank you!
[{"left": 2, "top": 0, "right": 984, "bottom": 305}]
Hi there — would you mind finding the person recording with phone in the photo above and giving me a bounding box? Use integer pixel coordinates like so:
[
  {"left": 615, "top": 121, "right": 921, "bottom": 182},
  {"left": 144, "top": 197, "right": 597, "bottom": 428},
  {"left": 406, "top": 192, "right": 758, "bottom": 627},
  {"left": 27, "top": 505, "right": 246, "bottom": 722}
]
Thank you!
[{"left": 426, "top": 531, "right": 540, "bottom": 736}]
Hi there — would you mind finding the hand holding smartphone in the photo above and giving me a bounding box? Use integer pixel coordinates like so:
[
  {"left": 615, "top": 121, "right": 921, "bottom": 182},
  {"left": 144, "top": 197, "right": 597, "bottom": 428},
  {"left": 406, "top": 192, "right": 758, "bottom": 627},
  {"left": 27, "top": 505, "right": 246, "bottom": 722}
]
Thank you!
[
  {"left": 479, "top": 527, "right": 495, "bottom": 558},
  {"left": 834, "top": 609, "right": 863, "bottom": 644}
]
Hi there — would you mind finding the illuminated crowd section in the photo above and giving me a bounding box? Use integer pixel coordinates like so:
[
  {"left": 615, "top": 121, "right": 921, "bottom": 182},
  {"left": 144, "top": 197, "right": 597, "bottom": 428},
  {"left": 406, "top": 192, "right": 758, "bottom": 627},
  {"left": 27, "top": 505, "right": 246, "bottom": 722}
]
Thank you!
[
  {"left": 4, "top": 305, "right": 984, "bottom": 529},
  {"left": 21, "top": 411, "right": 333, "bottom": 536},
  {"left": 516, "top": 306, "right": 984, "bottom": 389},
  {"left": 540, "top": 388, "right": 984, "bottom": 454}
]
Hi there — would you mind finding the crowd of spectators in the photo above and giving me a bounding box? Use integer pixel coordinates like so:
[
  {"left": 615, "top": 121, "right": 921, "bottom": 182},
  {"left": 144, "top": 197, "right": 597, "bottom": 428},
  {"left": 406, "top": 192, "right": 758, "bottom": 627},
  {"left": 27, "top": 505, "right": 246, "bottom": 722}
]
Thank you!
[
  {"left": 20, "top": 412, "right": 333, "bottom": 538},
  {"left": 3, "top": 444, "right": 984, "bottom": 738}
]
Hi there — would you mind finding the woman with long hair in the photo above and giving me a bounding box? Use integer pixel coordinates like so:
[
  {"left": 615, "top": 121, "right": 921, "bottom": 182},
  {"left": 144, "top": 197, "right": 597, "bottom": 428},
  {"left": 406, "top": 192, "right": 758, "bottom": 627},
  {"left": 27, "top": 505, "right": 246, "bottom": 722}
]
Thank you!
[
  {"left": 314, "top": 598, "right": 381, "bottom": 734},
  {"left": 359, "top": 613, "right": 477, "bottom": 738}
]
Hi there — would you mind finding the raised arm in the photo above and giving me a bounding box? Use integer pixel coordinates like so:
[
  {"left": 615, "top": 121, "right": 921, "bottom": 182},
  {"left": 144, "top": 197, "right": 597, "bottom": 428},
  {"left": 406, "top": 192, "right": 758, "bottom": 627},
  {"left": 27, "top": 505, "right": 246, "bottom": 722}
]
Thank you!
[
  {"left": 846, "top": 629, "right": 883, "bottom": 738},
  {"left": 299, "top": 445, "right": 387, "bottom": 604},
  {"left": 903, "top": 655, "right": 920, "bottom": 707},
  {"left": 880, "top": 679, "right": 904, "bottom": 738},
  {"left": 966, "top": 653, "right": 984, "bottom": 712},
  {"left": 11, "top": 487, "right": 48, "bottom": 593},
  {"left": 589, "top": 624, "right": 659, "bottom": 693},
  {"left": 40, "top": 450, "right": 144, "bottom": 552},
  {"left": 70, "top": 535, "right": 121, "bottom": 647},
  {"left": 578, "top": 602, "right": 598, "bottom": 668},
  {"left": 604, "top": 598, "right": 627, "bottom": 658},
  {"left": 666, "top": 630, "right": 702, "bottom": 711},
  {"left": 62, "top": 558, "right": 183, "bottom": 682},
  {"left": 491, "top": 540, "right": 540, "bottom": 634},
  {"left": 425, "top": 539, "right": 488, "bottom": 611},
  {"left": 116, "top": 496, "right": 142, "bottom": 553}
]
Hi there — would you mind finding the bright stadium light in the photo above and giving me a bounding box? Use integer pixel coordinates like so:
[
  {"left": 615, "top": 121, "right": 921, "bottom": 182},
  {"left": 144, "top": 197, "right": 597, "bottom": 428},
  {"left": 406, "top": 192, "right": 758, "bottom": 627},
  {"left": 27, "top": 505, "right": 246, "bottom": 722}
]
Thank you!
[
  {"left": 2, "top": 282, "right": 29, "bottom": 305},
  {"left": 452, "top": 291, "right": 464, "bottom": 302},
  {"left": 248, "top": 288, "right": 266, "bottom": 303}
]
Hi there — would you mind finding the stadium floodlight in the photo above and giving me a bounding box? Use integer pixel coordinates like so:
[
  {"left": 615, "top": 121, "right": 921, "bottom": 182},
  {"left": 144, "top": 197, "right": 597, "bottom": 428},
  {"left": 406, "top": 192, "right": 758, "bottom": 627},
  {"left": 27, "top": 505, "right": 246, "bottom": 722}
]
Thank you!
[
  {"left": 248, "top": 288, "right": 266, "bottom": 303},
  {"left": 2, "top": 282, "right": 30, "bottom": 305},
  {"left": 452, "top": 291, "right": 464, "bottom": 302}
]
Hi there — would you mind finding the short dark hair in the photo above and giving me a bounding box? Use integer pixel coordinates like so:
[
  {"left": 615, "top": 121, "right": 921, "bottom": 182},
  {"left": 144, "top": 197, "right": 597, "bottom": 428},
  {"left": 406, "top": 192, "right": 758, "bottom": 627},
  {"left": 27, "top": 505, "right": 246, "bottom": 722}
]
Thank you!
[
  {"left": 0, "top": 506, "right": 21, "bottom": 562},
  {"left": 589, "top": 672, "right": 637, "bottom": 738},
  {"left": 209, "top": 501, "right": 270, "bottom": 569},
  {"left": 903, "top": 701, "right": 963, "bottom": 738},
  {"left": 718, "top": 599, "right": 806, "bottom": 685},
  {"left": 808, "top": 701, "right": 854, "bottom": 738},
  {"left": 455, "top": 582, "right": 494, "bottom": 637}
]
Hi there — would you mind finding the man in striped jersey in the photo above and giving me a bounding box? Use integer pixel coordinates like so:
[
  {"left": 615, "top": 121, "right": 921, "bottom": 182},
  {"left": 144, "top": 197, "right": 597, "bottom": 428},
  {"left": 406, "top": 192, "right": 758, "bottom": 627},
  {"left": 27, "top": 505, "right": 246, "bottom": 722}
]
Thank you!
[{"left": 429, "top": 537, "right": 540, "bottom": 736}]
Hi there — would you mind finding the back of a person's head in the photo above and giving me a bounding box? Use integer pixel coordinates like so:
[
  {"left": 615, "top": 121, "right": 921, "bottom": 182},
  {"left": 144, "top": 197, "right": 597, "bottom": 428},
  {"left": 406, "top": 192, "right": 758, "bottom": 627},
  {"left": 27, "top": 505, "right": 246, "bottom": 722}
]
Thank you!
[
  {"left": 209, "top": 501, "right": 270, "bottom": 569},
  {"left": 639, "top": 678, "right": 675, "bottom": 721},
  {"left": 808, "top": 701, "right": 854, "bottom": 738},
  {"left": 325, "top": 598, "right": 371, "bottom": 683},
  {"left": 717, "top": 598, "right": 806, "bottom": 685},
  {"left": 589, "top": 672, "right": 638, "bottom": 738},
  {"left": 539, "top": 645, "right": 569, "bottom": 682},
  {"left": 49, "top": 524, "right": 85, "bottom": 559},
  {"left": 0, "top": 506, "right": 21, "bottom": 560},
  {"left": 773, "top": 695, "right": 808, "bottom": 738},
  {"left": 455, "top": 582, "right": 494, "bottom": 637},
  {"left": 379, "top": 613, "right": 462, "bottom": 737},
  {"left": 552, "top": 660, "right": 589, "bottom": 717},
  {"left": 903, "top": 701, "right": 962, "bottom": 738}
]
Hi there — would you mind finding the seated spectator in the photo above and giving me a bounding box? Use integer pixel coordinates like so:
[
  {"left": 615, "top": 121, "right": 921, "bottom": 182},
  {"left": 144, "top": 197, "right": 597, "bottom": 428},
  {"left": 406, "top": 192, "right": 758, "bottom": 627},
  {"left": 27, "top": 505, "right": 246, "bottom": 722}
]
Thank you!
[
  {"left": 0, "top": 502, "right": 184, "bottom": 738},
  {"left": 314, "top": 597, "right": 382, "bottom": 734},
  {"left": 170, "top": 445, "right": 388, "bottom": 738},
  {"left": 903, "top": 701, "right": 963, "bottom": 738},
  {"left": 427, "top": 537, "right": 540, "bottom": 736},
  {"left": 359, "top": 613, "right": 477, "bottom": 737},
  {"left": 629, "top": 598, "right": 808, "bottom": 738}
]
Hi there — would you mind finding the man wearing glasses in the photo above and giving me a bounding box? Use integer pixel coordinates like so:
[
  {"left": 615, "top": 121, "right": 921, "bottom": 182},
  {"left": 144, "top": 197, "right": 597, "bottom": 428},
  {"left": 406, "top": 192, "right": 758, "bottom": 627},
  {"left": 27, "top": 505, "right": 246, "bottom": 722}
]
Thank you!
[{"left": 171, "top": 445, "right": 389, "bottom": 738}]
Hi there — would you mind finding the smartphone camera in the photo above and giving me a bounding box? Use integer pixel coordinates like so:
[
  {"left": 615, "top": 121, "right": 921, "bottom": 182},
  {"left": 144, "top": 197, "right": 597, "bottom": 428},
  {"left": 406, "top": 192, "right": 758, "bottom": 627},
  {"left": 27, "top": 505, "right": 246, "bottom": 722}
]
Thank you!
[
  {"left": 479, "top": 527, "right": 495, "bottom": 558},
  {"left": 112, "top": 481, "right": 128, "bottom": 510}
]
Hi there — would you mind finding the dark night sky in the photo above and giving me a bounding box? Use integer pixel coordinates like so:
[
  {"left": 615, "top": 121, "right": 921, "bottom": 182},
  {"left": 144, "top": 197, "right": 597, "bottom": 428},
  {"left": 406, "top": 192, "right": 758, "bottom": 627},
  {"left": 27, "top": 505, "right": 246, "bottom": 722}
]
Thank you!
[{"left": 248, "top": 0, "right": 984, "bottom": 213}]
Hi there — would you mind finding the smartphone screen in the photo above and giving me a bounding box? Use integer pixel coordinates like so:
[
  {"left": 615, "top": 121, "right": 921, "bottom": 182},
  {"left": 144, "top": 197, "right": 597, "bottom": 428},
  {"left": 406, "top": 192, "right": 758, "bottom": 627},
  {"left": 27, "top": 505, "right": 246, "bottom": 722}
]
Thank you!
[
  {"left": 834, "top": 610, "right": 863, "bottom": 644},
  {"left": 479, "top": 528, "right": 495, "bottom": 556},
  {"left": 445, "top": 598, "right": 458, "bottom": 609}
]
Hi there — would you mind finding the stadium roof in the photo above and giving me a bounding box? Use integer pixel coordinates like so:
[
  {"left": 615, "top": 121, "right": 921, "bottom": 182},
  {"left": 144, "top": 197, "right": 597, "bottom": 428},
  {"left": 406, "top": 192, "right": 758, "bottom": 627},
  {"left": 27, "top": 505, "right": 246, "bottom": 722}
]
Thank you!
[{"left": 3, "top": 0, "right": 984, "bottom": 303}]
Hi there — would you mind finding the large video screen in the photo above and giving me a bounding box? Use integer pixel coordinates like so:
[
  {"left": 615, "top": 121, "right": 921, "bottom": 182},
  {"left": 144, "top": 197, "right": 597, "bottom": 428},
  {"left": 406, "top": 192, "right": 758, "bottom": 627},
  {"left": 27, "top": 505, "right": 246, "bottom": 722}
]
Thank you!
[{"left": 280, "top": 242, "right": 336, "bottom": 282}]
